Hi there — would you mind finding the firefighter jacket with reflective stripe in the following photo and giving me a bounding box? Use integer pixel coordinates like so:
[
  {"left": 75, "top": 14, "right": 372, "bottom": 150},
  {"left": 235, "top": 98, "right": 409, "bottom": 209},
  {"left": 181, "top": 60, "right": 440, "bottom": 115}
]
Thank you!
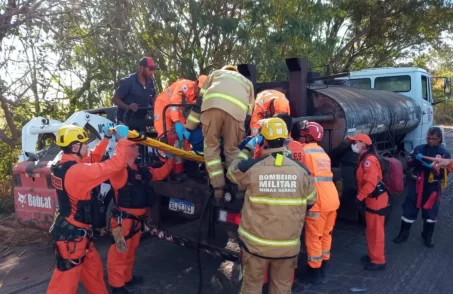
[
  {"left": 200, "top": 69, "right": 254, "bottom": 123},
  {"left": 50, "top": 140, "right": 129, "bottom": 229},
  {"left": 227, "top": 146, "right": 317, "bottom": 259},
  {"left": 250, "top": 90, "right": 290, "bottom": 136},
  {"left": 356, "top": 153, "right": 389, "bottom": 212},
  {"left": 301, "top": 143, "right": 340, "bottom": 212}
]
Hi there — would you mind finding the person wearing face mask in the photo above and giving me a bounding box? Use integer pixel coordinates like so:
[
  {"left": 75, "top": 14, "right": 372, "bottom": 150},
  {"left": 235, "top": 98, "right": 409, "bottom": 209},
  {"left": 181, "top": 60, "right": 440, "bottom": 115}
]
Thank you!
[
  {"left": 347, "top": 134, "right": 388, "bottom": 271},
  {"left": 47, "top": 125, "right": 130, "bottom": 294},
  {"left": 106, "top": 142, "right": 175, "bottom": 294},
  {"left": 393, "top": 127, "right": 450, "bottom": 248}
]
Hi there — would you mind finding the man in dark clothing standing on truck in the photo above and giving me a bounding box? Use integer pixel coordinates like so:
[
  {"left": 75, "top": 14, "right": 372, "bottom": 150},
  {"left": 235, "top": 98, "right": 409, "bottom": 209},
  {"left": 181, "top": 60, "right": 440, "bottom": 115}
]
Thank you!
[{"left": 112, "top": 57, "right": 158, "bottom": 125}]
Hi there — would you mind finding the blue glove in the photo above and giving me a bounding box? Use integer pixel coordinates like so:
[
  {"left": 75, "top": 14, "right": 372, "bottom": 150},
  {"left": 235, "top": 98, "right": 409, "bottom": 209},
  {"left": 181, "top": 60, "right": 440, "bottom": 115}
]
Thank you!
[
  {"left": 102, "top": 125, "right": 113, "bottom": 138},
  {"left": 246, "top": 135, "right": 264, "bottom": 150},
  {"left": 422, "top": 161, "right": 433, "bottom": 168},
  {"left": 174, "top": 122, "right": 185, "bottom": 141},
  {"left": 239, "top": 136, "right": 254, "bottom": 150},
  {"left": 183, "top": 130, "right": 191, "bottom": 140},
  {"left": 114, "top": 125, "right": 129, "bottom": 139},
  {"left": 415, "top": 153, "right": 424, "bottom": 161}
]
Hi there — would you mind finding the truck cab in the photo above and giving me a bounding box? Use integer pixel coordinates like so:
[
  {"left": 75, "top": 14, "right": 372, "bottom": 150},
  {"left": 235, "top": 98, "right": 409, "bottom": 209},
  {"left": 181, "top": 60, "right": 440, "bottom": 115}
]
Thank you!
[{"left": 336, "top": 67, "right": 444, "bottom": 152}]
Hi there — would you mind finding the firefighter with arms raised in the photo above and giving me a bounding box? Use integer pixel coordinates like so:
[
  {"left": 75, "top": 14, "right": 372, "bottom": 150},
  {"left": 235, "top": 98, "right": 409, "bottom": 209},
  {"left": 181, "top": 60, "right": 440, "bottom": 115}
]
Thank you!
[
  {"left": 107, "top": 139, "right": 175, "bottom": 293},
  {"left": 298, "top": 121, "right": 340, "bottom": 284},
  {"left": 227, "top": 117, "right": 317, "bottom": 294},
  {"left": 47, "top": 124, "right": 130, "bottom": 294}
]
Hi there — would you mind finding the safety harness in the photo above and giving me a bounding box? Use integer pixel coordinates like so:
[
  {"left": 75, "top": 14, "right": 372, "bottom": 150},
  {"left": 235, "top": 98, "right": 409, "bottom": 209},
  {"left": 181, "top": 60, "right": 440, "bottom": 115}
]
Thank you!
[
  {"left": 49, "top": 214, "right": 93, "bottom": 271},
  {"left": 111, "top": 207, "right": 147, "bottom": 242},
  {"left": 360, "top": 153, "right": 390, "bottom": 216}
]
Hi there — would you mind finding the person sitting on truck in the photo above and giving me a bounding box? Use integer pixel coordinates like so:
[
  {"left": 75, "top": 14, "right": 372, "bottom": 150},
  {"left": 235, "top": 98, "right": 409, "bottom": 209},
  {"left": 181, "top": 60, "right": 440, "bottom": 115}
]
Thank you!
[
  {"left": 393, "top": 126, "right": 451, "bottom": 248},
  {"left": 249, "top": 89, "right": 290, "bottom": 136},
  {"left": 185, "top": 65, "right": 255, "bottom": 204},
  {"left": 106, "top": 140, "right": 175, "bottom": 294},
  {"left": 298, "top": 121, "right": 340, "bottom": 284},
  {"left": 347, "top": 134, "right": 388, "bottom": 271},
  {"left": 47, "top": 124, "right": 130, "bottom": 294},
  {"left": 112, "top": 57, "right": 158, "bottom": 126},
  {"left": 227, "top": 117, "right": 317, "bottom": 294}
]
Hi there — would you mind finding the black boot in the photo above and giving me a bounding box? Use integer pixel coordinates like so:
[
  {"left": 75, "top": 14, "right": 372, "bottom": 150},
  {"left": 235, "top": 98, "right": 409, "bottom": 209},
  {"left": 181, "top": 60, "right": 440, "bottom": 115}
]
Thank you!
[
  {"left": 393, "top": 220, "right": 412, "bottom": 244},
  {"left": 360, "top": 255, "right": 371, "bottom": 264},
  {"left": 125, "top": 275, "right": 145, "bottom": 287},
  {"left": 421, "top": 221, "right": 435, "bottom": 248},
  {"left": 320, "top": 260, "right": 329, "bottom": 283},
  {"left": 364, "top": 263, "right": 386, "bottom": 271},
  {"left": 305, "top": 266, "right": 322, "bottom": 285},
  {"left": 111, "top": 286, "right": 129, "bottom": 294}
]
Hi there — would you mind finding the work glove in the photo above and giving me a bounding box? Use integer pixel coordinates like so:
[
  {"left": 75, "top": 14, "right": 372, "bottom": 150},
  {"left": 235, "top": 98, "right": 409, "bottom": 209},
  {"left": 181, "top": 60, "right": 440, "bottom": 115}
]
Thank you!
[
  {"left": 114, "top": 125, "right": 129, "bottom": 140},
  {"left": 174, "top": 121, "right": 185, "bottom": 141},
  {"left": 245, "top": 135, "right": 264, "bottom": 150},
  {"left": 111, "top": 226, "right": 127, "bottom": 253},
  {"left": 422, "top": 161, "right": 433, "bottom": 169},
  {"left": 239, "top": 136, "right": 254, "bottom": 150},
  {"left": 415, "top": 153, "right": 424, "bottom": 161},
  {"left": 183, "top": 130, "right": 191, "bottom": 140},
  {"left": 102, "top": 125, "right": 113, "bottom": 138}
]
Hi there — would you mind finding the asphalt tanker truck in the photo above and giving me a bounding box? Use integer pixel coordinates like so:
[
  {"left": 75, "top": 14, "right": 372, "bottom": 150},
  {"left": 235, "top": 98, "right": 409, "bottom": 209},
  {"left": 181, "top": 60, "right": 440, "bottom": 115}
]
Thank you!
[{"left": 12, "top": 57, "right": 451, "bottom": 255}]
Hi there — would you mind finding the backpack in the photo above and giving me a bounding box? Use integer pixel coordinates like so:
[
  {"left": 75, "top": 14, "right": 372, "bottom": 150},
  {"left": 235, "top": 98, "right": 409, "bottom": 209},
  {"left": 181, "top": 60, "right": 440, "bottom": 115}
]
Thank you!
[{"left": 364, "top": 154, "right": 404, "bottom": 195}]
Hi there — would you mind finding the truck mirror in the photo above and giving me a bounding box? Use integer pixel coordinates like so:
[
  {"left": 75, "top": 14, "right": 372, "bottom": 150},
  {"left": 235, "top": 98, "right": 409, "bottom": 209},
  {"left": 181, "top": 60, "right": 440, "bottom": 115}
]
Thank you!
[{"left": 444, "top": 77, "right": 451, "bottom": 102}]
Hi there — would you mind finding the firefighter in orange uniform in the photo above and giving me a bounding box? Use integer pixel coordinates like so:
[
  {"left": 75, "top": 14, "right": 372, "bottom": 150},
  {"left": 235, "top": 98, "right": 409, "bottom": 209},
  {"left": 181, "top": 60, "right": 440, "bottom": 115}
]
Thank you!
[
  {"left": 153, "top": 78, "right": 184, "bottom": 137},
  {"left": 47, "top": 125, "right": 130, "bottom": 294},
  {"left": 298, "top": 121, "right": 340, "bottom": 284},
  {"left": 168, "top": 75, "right": 207, "bottom": 141},
  {"left": 227, "top": 117, "right": 317, "bottom": 294},
  {"left": 107, "top": 142, "right": 175, "bottom": 293},
  {"left": 347, "top": 134, "right": 388, "bottom": 271},
  {"left": 249, "top": 90, "right": 290, "bottom": 136}
]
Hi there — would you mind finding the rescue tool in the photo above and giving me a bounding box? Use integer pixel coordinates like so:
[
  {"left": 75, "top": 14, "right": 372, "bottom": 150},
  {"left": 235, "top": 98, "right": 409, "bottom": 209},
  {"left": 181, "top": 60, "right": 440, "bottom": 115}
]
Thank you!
[{"left": 109, "top": 128, "right": 205, "bottom": 163}]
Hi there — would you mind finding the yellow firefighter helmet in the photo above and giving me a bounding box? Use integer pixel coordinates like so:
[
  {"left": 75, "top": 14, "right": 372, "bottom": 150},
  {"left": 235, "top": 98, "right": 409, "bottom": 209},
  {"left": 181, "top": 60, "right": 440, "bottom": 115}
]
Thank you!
[
  {"left": 56, "top": 125, "right": 89, "bottom": 147},
  {"left": 260, "top": 117, "right": 288, "bottom": 140}
]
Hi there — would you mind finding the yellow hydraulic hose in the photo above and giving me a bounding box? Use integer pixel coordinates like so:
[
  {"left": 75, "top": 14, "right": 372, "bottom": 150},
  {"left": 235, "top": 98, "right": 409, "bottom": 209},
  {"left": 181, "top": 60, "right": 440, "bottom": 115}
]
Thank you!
[{"left": 109, "top": 128, "right": 205, "bottom": 163}]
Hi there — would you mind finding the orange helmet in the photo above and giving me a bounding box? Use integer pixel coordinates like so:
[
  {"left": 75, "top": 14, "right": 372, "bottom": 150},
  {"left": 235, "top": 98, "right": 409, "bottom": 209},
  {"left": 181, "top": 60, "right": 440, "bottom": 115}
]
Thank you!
[
  {"left": 197, "top": 75, "right": 207, "bottom": 88},
  {"left": 300, "top": 121, "right": 324, "bottom": 142}
]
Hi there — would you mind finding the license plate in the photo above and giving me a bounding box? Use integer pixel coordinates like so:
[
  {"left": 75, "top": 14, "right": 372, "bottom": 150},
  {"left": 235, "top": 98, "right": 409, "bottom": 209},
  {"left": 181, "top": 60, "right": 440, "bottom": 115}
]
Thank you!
[{"left": 168, "top": 198, "right": 195, "bottom": 215}]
